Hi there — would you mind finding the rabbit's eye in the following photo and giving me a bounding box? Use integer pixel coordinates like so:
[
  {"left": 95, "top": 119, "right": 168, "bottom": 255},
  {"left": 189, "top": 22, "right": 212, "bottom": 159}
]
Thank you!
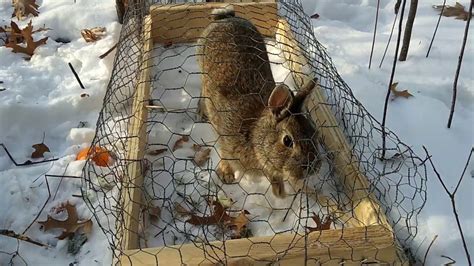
[{"left": 283, "top": 135, "right": 293, "bottom": 148}]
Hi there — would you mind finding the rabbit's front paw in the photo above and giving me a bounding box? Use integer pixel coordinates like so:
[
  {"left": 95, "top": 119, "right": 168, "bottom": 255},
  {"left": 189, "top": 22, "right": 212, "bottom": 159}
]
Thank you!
[
  {"left": 217, "top": 161, "right": 236, "bottom": 184},
  {"left": 271, "top": 179, "right": 286, "bottom": 198}
]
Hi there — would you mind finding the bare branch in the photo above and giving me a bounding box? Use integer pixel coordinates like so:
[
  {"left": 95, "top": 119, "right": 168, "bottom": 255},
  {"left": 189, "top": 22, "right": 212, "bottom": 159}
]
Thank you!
[
  {"left": 381, "top": 0, "right": 407, "bottom": 160},
  {"left": 369, "top": 0, "right": 381, "bottom": 69},
  {"left": 426, "top": 0, "right": 446, "bottom": 58},
  {"left": 447, "top": 0, "right": 473, "bottom": 128}
]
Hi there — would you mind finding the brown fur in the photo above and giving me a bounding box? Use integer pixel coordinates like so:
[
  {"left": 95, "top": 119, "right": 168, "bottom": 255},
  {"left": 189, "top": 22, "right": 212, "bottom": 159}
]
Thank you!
[{"left": 197, "top": 11, "right": 319, "bottom": 197}]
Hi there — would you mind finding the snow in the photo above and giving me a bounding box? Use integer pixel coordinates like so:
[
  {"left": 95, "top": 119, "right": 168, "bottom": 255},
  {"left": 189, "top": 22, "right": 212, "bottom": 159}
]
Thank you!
[{"left": 0, "top": 0, "right": 472, "bottom": 265}]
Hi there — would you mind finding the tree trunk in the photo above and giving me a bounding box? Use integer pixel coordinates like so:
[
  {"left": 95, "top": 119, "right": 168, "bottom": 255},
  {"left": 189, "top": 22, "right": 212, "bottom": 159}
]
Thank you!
[
  {"left": 116, "top": 0, "right": 128, "bottom": 24},
  {"left": 399, "top": 0, "right": 418, "bottom": 61}
]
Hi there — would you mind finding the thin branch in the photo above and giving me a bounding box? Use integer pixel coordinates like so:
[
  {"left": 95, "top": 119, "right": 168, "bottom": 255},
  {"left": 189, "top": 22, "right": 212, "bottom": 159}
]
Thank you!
[
  {"left": 379, "top": 12, "right": 399, "bottom": 68},
  {"left": 441, "top": 255, "right": 457, "bottom": 265},
  {"left": 423, "top": 234, "right": 438, "bottom": 265},
  {"left": 0, "top": 143, "right": 59, "bottom": 166},
  {"left": 422, "top": 146, "right": 472, "bottom": 265},
  {"left": 68, "top": 62, "right": 85, "bottom": 89},
  {"left": 0, "top": 230, "right": 49, "bottom": 248},
  {"left": 447, "top": 0, "right": 472, "bottom": 128},
  {"left": 99, "top": 43, "right": 117, "bottom": 59},
  {"left": 369, "top": 0, "right": 381, "bottom": 69},
  {"left": 426, "top": 0, "right": 447, "bottom": 58},
  {"left": 453, "top": 147, "right": 473, "bottom": 195},
  {"left": 381, "top": 0, "right": 407, "bottom": 160}
]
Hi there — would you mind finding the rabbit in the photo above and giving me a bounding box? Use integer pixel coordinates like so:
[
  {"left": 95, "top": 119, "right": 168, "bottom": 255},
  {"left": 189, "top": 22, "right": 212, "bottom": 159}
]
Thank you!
[{"left": 197, "top": 6, "right": 320, "bottom": 198}]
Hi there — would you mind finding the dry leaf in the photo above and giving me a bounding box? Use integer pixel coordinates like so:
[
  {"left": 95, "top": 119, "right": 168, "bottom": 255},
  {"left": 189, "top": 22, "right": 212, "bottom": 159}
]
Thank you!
[
  {"left": 31, "top": 143, "right": 50, "bottom": 158},
  {"left": 12, "top": 0, "right": 39, "bottom": 20},
  {"left": 172, "top": 135, "right": 189, "bottom": 151},
  {"left": 147, "top": 148, "right": 167, "bottom": 156},
  {"left": 81, "top": 27, "right": 106, "bottom": 43},
  {"left": 39, "top": 202, "right": 93, "bottom": 240},
  {"left": 226, "top": 210, "right": 250, "bottom": 239},
  {"left": 183, "top": 199, "right": 250, "bottom": 239},
  {"left": 186, "top": 200, "right": 231, "bottom": 226},
  {"left": 306, "top": 213, "right": 332, "bottom": 232},
  {"left": 433, "top": 2, "right": 472, "bottom": 21},
  {"left": 174, "top": 203, "right": 190, "bottom": 217},
  {"left": 390, "top": 82, "right": 414, "bottom": 99},
  {"left": 5, "top": 20, "right": 48, "bottom": 57},
  {"left": 193, "top": 147, "right": 211, "bottom": 167},
  {"left": 148, "top": 206, "right": 161, "bottom": 220}
]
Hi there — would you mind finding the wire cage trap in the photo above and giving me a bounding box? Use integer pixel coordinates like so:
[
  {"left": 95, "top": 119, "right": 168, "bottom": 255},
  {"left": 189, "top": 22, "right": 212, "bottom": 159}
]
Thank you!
[{"left": 82, "top": 0, "right": 427, "bottom": 265}]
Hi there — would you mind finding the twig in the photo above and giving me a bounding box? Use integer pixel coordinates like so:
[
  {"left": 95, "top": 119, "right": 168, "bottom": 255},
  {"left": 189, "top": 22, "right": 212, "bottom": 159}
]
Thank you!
[
  {"left": 381, "top": 0, "right": 407, "bottom": 160},
  {"left": 379, "top": 12, "right": 399, "bottom": 68},
  {"left": 426, "top": 0, "right": 446, "bottom": 58},
  {"left": 441, "top": 255, "right": 457, "bottom": 265},
  {"left": 0, "top": 229, "right": 49, "bottom": 248},
  {"left": 423, "top": 235, "right": 438, "bottom": 265},
  {"left": 68, "top": 62, "right": 85, "bottom": 89},
  {"left": 447, "top": 0, "right": 472, "bottom": 128},
  {"left": 422, "top": 146, "right": 473, "bottom": 265},
  {"left": 0, "top": 143, "right": 59, "bottom": 166},
  {"left": 399, "top": 0, "right": 418, "bottom": 61},
  {"left": 99, "top": 43, "right": 118, "bottom": 59},
  {"left": 369, "top": 0, "right": 381, "bottom": 69},
  {"left": 282, "top": 189, "right": 301, "bottom": 222}
]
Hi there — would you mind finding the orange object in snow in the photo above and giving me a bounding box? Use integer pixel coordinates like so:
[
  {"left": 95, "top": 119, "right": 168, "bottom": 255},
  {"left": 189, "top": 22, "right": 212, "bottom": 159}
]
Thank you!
[{"left": 76, "top": 146, "right": 113, "bottom": 167}]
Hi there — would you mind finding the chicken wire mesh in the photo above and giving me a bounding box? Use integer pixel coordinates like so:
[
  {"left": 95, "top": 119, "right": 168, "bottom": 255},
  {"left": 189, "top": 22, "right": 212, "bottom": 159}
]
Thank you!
[{"left": 82, "top": 0, "right": 427, "bottom": 264}]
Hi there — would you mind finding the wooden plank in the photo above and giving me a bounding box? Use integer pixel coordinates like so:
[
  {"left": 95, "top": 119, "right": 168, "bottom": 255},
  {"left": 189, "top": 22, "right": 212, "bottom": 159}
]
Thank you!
[
  {"left": 120, "top": 15, "right": 154, "bottom": 251},
  {"left": 120, "top": 225, "right": 406, "bottom": 265},
  {"left": 149, "top": 2, "right": 279, "bottom": 44},
  {"left": 275, "top": 19, "right": 391, "bottom": 228}
]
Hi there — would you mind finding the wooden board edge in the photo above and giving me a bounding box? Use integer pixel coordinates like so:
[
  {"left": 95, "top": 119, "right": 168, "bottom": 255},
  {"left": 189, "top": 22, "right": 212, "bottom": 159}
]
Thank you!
[
  {"left": 120, "top": 15, "right": 154, "bottom": 251},
  {"left": 119, "top": 225, "right": 407, "bottom": 265},
  {"left": 275, "top": 18, "right": 391, "bottom": 228},
  {"left": 149, "top": 2, "right": 279, "bottom": 44}
]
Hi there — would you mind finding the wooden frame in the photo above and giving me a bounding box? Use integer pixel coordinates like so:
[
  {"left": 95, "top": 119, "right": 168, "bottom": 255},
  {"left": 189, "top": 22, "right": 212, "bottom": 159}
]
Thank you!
[{"left": 120, "top": 1, "right": 407, "bottom": 265}]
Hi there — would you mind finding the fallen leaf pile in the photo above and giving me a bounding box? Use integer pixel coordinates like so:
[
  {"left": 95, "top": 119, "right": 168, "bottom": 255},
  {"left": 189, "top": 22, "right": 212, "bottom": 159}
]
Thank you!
[
  {"left": 176, "top": 200, "right": 250, "bottom": 239},
  {"left": 390, "top": 82, "right": 414, "bottom": 100},
  {"left": 12, "top": 0, "right": 39, "bottom": 20},
  {"left": 306, "top": 213, "right": 332, "bottom": 232},
  {"left": 31, "top": 142, "right": 50, "bottom": 158},
  {"left": 81, "top": 27, "right": 106, "bottom": 43},
  {"left": 39, "top": 202, "right": 93, "bottom": 240},
  {"left": 0, "top": 20, "right": 48, "bottom": 57},
  {"left": 433, "top": 2, "right": 472, "bottom": 21}
]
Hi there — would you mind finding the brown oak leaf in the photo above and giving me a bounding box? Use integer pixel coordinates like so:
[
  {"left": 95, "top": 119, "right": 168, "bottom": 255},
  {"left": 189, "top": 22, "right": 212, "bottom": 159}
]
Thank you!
[
  {"left": 80, "top": 27, "right": 106, "bottom": 43},
  {"left": 306, "top": 213, "right": 332, "bottom": 232},
  {"left": 38, "top": 202, "right": 93, "bottom": 240},
  {"left": 12, "top": 0, "right": 39, "bottom": 20},
  {"left": 390, "top": 82, "right": 414, "bottom": 100},
  {"left": 31, "top": 143, "right": 50, "bottom": 158},
  {"left": 186, "top": 200, "right": 231, "bottom": 225},
  {"left": 433, "top": 2, "right": 472, "bottom": 21},
  {"left": 172, "top": 135, "right": 189, "bottom": 151},
  {"left": 226, "top": 210, "right": 250, "bottom": 239},
  {"left": 5, "top": 20, "right": 48, "bottom": 57}
]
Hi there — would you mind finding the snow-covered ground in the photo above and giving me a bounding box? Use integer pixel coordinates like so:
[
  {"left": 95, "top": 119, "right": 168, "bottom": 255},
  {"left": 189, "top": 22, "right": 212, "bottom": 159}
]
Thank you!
[{"left": 0, "top": 0, "right": 472, "bottom": 265}]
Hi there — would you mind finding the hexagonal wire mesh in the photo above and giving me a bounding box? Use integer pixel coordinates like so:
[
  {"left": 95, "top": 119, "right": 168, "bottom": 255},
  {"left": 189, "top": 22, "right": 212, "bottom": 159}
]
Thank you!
[{"left": 82, "top": 0, "right": 427, "bottom": 264}]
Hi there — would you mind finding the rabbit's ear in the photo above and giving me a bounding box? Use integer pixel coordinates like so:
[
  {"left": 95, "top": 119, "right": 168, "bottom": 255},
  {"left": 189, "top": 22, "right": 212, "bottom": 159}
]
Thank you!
[{"left": 268, "top": 84, "right": 293, "bottom": 116}]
